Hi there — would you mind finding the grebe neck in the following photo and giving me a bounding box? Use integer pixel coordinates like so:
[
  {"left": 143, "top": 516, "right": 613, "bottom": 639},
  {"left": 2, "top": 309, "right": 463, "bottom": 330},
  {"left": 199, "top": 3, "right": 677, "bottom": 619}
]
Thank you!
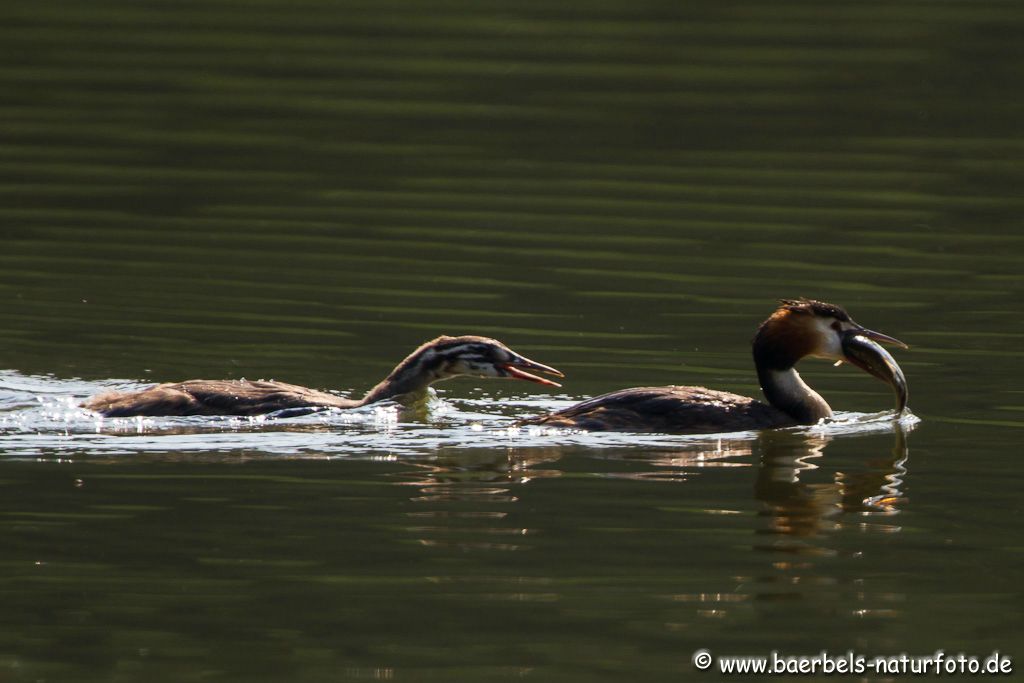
[
  {"left": 752, "top": 314, "right": 834, "bottom": 425},
  {"left": 756, "top": 365, "right": 832, "bottom": 424},
  {"left": 357, "top": 344, "right": 448, "bottom": 406}
]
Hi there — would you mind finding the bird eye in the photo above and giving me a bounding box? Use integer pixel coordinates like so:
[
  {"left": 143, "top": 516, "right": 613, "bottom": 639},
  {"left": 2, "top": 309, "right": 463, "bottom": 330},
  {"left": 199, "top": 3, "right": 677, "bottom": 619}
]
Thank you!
[{"left": 831, "top": 321, "right": 842, "bottom": 331}]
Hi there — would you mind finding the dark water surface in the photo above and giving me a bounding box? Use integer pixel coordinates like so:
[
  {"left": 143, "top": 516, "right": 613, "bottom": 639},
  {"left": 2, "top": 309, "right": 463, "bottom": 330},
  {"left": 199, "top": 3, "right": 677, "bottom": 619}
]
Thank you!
[{"left": 2, "top": 0, "right": 1023, "bottom": 680}]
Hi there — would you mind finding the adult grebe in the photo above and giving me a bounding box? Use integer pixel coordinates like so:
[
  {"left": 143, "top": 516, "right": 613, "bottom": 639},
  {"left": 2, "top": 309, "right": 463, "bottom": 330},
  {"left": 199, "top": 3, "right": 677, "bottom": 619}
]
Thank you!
[
  {"left": 521, "top": 299, "right": 908, "bottom": 434},
  {"left": 83, "top": 335, "right": 563, "bottom": 417}
]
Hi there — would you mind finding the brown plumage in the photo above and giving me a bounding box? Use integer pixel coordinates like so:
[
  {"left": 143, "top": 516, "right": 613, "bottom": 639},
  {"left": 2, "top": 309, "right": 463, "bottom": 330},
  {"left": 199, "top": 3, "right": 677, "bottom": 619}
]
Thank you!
[
  {"left": 526, "top": 386, "right": 795, "bottom": 433},
  {"left": 521, "top": 299, "right": 908, "bottom": 434},
  {"left": 83, "top": 335, "right": 563, "bottom": 418},
  {"left": 84, "top": 379, "right": 356, "bottom": 417}
]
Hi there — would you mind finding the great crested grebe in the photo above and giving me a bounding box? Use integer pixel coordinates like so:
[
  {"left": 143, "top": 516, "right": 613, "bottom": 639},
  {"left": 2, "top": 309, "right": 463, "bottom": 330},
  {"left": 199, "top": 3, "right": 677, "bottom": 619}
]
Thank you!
[
  {"left": 521, "top": 299, "right": 908, "bottom": 434},
  {"left": 83, "top": 335, "right": 563, "bottom": 417}
]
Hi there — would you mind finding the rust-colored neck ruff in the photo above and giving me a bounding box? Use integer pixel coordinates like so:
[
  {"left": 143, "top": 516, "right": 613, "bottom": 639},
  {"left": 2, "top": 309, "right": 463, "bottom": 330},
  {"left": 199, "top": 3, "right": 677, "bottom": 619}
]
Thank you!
[{"left": 752, "top": 309, "right": 833, "bottom": 424}]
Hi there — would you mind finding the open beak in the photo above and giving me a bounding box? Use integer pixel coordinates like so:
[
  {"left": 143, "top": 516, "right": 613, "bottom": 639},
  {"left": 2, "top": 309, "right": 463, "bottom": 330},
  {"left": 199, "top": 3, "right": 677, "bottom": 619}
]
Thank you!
[
  {"left": 499, "top": 353, "right": 564, "bottom": 388},
  {"left": 841, "top": 330, "right": 908, "bottom": 414}
]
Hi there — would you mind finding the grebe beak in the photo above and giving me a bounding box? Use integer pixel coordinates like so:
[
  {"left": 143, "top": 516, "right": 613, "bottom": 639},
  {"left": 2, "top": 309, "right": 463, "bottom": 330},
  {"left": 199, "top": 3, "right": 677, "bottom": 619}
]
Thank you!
[
  {"left": 499, "top": 353, "right": 564, "bottom": 387},
  {"left": 855, "top": 326, "right": 909, "bottom": 350},
  {"left": 841, "top": 331, "right": 908, "bottom": 414}
]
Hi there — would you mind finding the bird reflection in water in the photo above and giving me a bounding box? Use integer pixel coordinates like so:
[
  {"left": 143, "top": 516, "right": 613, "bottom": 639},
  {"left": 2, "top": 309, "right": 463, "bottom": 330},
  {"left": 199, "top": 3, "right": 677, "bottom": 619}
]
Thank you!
[
  {"left": 658, "top": 425, "right": 913, "bottom": 625},
  {"left": 736, "top": 425, "right": 912, "bottom": 623},
  {"left": 754, "top": 426, "right": 910, "bottom": 549},
  {"left": 394, "top": 449, "right": 563, "bottom": 554},
  {"left": 390, "top": 426, "right": 913, "bottom": 619},
  {"left": 595, "top": 440, "right": 754, "bottom": 484},
  {"left": 398, "top": 448, "right": 564, "bottom": 501}
]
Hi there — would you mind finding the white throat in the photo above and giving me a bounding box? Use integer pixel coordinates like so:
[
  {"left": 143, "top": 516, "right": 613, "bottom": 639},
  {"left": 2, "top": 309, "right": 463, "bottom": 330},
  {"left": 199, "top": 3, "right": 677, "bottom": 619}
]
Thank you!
[{"left": 764, "top": 367, "right": 833, "bottom": 424}]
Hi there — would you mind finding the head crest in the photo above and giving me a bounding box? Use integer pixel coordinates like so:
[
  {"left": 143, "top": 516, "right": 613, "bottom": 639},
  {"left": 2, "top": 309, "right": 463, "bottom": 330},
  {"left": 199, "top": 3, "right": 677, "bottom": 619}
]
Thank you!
[{"left": 778, "top": 298, "right": 851, "bottom": 322}]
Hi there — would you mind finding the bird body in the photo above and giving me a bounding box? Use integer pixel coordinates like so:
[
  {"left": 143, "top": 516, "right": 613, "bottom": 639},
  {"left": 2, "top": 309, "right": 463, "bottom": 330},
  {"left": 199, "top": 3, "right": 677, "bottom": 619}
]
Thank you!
[
  {"left": 528, "top": 385, "right": 795, "bottom": 433},
  {"left": 522, "top": 299, "right": 908, "bottom": 434},
  {"left": 85, "top": 379, "right": 357, "bottom": 417},
  {"left": 83, "top": 335, "right": 563, "bottom": 418}
]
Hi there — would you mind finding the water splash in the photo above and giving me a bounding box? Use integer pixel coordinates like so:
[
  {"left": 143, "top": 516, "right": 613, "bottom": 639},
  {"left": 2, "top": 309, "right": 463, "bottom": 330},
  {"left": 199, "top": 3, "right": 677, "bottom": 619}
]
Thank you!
[{"left": 0, "top": 371, "right": 917, "bottom": 461}]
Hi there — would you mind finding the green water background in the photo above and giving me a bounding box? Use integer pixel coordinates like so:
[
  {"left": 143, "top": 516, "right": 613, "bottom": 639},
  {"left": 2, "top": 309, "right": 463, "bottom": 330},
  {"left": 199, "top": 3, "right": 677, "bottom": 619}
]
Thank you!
[{"left": 1, "top": 0, "right": 1022, "bottom": 680}]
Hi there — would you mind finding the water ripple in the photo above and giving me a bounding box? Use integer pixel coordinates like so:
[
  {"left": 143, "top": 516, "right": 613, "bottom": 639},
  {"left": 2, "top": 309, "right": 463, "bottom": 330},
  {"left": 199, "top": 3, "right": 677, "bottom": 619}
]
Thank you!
[{"left": 0, "top": 371, "right": 917, "bottom": 461}]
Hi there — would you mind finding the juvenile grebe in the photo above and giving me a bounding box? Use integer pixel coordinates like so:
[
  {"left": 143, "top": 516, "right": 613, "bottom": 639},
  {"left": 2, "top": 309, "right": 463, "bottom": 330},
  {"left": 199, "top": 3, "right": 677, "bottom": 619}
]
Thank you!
[
  {"left": 83, "top": 335, "right": 563, "bottom": 417},
  {"left": 521, "top": 299, "right": 908, "bottom": 434}
]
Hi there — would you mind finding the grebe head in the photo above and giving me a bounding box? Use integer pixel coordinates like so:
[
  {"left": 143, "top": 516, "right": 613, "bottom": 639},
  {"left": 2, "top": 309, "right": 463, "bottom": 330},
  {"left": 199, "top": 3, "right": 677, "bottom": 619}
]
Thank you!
[
  {"left": 424, "top": 336, "right": 564, "bottom": 387},
  {"left": 754, "top": 299, "right": 909, "bottom": 412}
]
